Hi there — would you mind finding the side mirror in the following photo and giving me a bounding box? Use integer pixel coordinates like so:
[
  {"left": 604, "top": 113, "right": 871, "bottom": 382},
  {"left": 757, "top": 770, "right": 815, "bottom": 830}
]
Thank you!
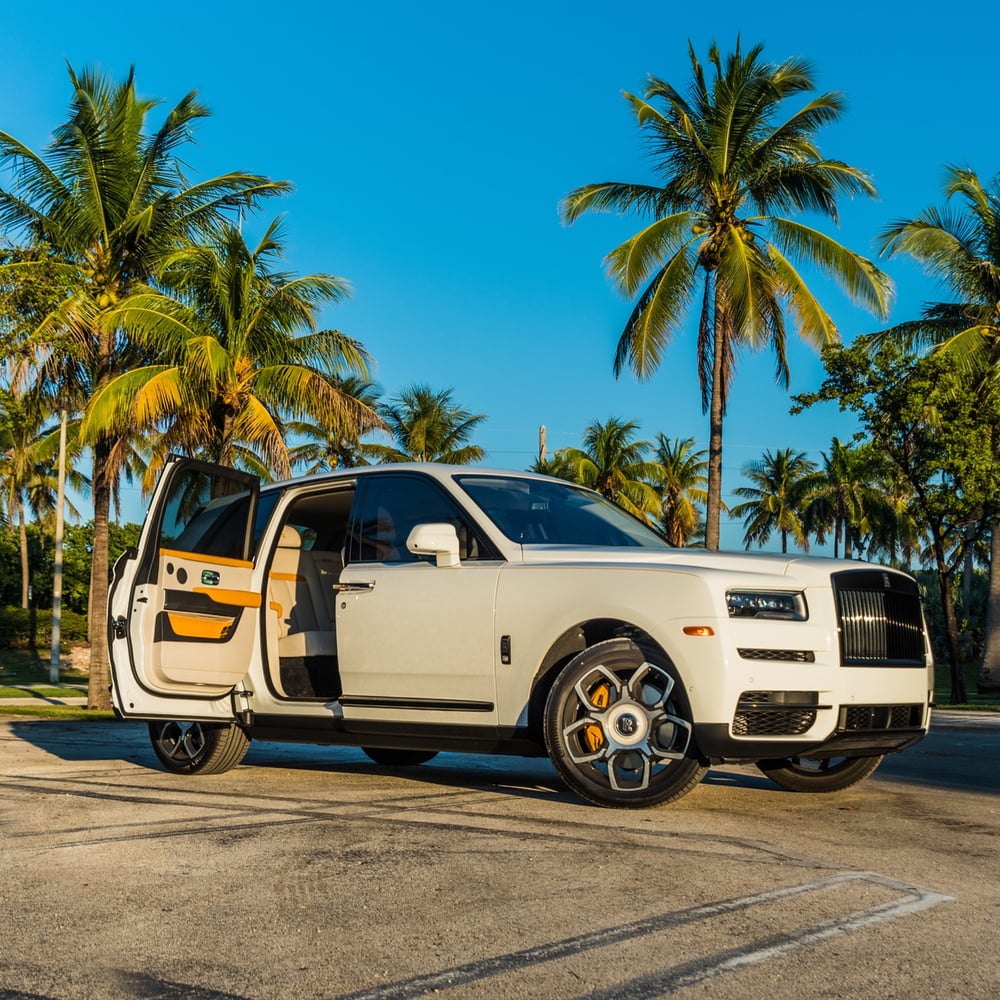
[{"left": 405, "top": 523, "right": 461, "bottom": 568}]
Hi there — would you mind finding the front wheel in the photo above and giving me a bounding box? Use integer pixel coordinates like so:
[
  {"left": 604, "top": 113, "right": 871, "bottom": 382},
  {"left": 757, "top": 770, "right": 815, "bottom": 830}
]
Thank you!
[
  {"left": 148, "top": 721, "right": 251, "bottom": 775},
  {"left": 543, "top": 638, "right": 706, "bottom": 808},
  {"left": 756, "top": 754, "right": 883, "bottom": 793}
]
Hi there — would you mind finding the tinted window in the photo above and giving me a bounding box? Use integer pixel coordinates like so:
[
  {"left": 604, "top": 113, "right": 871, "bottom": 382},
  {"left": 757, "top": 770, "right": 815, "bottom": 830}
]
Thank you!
[
  {"left": 253, "top": 490, "right": 281, "bottom": 551},
  {"left": 159, "top": 468, "right": 255, "bottom": 562},
  {"left": 347, "top": 475, "right": 494, "bottom": 563},
  {"left": 456, "top": 475, "right": 670, "bottom": 548}
]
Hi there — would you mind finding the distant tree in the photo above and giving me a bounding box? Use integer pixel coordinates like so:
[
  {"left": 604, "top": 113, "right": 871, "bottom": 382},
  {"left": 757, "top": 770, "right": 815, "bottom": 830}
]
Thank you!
[
  {"left": 0, "top": 389, "right": 85, "bottom": 607},
  {"left": 530, "top": 449, "right": 580, "bottom": 482},
  {"left": 562, "top": 39, "right": 891, "bottom": 550},
  {"left": 559, "top": 417, "right": 664, "bottom": 522},
  {"left": 875, "top": 165, "right": 1000, "bottom": 692},
  {"left": 653, "top": 434, "right": 706, "bottom": 546},
  {"left": 369, "top": 385, "right": 486, "bottom": 464},
  {"left": 288, "top": 377, "right": 384, "bottom": 472},
  {"left": 731, "top": 448, "right": 817, "bottom": 553},
  {"left": 802, "top": 438, "right": 885, "bottom": 558},
  {"left": 797, "top": 339, "right": 1000, "bottom": 702}
]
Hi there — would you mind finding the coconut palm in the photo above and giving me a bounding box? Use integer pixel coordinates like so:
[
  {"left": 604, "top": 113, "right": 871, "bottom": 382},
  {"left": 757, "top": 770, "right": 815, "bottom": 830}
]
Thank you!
[
  {"left": 559, "top": 417, "right": 664, "bottom": 522},
  {"left": 802, "top": 438, "right": 884, "bottom": 558},
  {"left": 0, "top": 65, "right": 287, "bottom": 707},
  {"left": 531, "top": 448, "right": 581, "bottom": 482},
  {"left": 562, "top": 39, "right": 891, "bottom": 551},
  {"left": 83, "top": 222, "right": 381, "bottom": 490},
  {"left": 288, "top": 377, "right": 384, "bottom": 472},
  {"left": 876, "top": 166, "right": 1000, "bottom": 691},
  {"left": 369, "top": 385, "right": 486, "bottom": 464},
  {"left": 653, "top": 434, "right": 707, "bottom": 546},
  {"left": 731, "top": 448, "right": 817, "bottom": 553}
]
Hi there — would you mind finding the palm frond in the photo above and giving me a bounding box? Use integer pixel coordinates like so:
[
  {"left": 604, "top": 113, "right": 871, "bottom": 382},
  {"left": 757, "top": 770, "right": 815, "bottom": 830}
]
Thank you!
[
  {"left": 770, "top": 217, "right": 893, "bottom": 318},
  {"left": 613, "top": 246, "right": 698, "bottom": 379}
]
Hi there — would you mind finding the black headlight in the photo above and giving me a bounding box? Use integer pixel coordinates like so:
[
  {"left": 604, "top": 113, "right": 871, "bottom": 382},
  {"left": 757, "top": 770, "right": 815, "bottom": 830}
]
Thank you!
[{"left": 726, "top": 590, "right": 808, "bottom": 621}]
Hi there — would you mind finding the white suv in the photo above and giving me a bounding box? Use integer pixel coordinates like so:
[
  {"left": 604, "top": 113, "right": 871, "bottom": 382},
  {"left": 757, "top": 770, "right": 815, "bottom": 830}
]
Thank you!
[{"left": 107, "top": 457, "right": 932, "bottom": 808}]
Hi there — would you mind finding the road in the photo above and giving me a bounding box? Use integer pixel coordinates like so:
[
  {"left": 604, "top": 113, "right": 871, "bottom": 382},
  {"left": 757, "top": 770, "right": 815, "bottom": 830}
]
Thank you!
[{"left": 0, "top": 713, "right": 997, "bottom": 999}]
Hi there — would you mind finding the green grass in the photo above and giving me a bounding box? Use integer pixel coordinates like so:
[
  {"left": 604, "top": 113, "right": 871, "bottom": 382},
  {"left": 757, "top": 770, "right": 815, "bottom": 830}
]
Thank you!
[
  {"left": 934, "top": 661, "right": 1000, "bottom": 710},
  {"left": 0, "top": 704, "right": 114, "bottom": 720},
  {"left": 0, "top": 646, "right": 98, "bottom": 719},
  {"left": 0, "top": 685, "right": 85, "bottom": 698}
]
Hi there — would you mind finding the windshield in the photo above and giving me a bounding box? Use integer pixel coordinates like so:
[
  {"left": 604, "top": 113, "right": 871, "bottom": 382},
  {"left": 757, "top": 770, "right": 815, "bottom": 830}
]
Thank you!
[{"left": 456, "top": 475, "right": 671, "bottom": 548}]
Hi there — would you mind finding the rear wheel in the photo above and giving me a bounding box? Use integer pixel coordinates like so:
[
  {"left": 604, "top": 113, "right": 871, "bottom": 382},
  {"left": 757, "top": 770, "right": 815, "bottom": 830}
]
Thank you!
[
  {"left": 362, "top": 747, "right": 438, "bottom": 766},
  {"left": 756, "top": 754, "right": 883, "bottom": 793},
  {"left": 148, "top": 721, "right": 251, "bottom": 775},
  {"left": 544, "top": 638, "right": 706, "bottom": 808}
]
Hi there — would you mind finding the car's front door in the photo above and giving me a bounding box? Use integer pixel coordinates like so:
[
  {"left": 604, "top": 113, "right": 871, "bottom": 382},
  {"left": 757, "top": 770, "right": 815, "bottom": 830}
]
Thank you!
[
  {"left": 335, "top": 473, "right": 502, "bottom": 727},
  {"left": 108, "top": 457, "right": 261, "bottom": 716}
]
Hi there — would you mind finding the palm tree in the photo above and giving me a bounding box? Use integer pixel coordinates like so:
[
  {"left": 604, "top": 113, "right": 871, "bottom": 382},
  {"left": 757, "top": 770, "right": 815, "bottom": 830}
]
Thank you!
[
  {"left": 802, "top": 438, "right": 882, "bottom": 558},
  {"left": 0, "top": 66, "right": 287, "bottom": 707},
  {"left": 369, "top": 385, "right": 487, "bottom": 464},
  {"left": 531, "top": 448, "right": 580, "bottom": 482},
  {"left": 84, "top": 222, "right": 381, "bottom": 489},
  {"left": 653, "top": 434, "right": 707, "bottom": 546},
  {"left": 0, "top": 389, "right": 50, "bottom": 608},
  {"left": 559, "top": 417, "right": 664, "bottom": 522},
  {"left": 562, "top": 39, "right": 891, "bottom": 550},
  {"left": 864, "top": 468, "right": 923, "bottom": 569},
  {"left": 876, "top": 166, "right": 1000, "bottom": 691},
  {"left": 731, "top": 448, "right": 816, "bottom": 553},
  {"left": 0, "top": 387, "right": 85, "bottom": 607},
  {"left": 288, "top": 377, "right": 383, "bottom": 472}
]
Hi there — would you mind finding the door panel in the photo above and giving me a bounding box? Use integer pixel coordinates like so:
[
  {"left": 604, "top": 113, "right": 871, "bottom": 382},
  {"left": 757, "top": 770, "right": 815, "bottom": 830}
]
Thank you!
[
  {"left": 334, "top": 472, "right": 502, "bottom": 726},
  {"left": 109, "top": 458, "right": 261, "bottom": 708},
  {"left": 336, "top": 560, "right": 501, "bottom": 723}
]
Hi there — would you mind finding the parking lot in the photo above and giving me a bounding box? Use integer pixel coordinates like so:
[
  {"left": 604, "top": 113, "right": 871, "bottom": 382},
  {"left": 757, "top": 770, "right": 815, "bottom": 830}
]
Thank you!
[{"left": 1, "top": 714, "right": 997, "bottom": 999}]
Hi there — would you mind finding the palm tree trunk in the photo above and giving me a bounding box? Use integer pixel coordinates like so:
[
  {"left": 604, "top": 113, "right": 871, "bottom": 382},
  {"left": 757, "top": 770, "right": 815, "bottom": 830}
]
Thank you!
[
  {"left": 18, "top": 500, "right": 29, "bottom": 609},
  {"left": 87, "top": 436, "right": 113, "bottom": 711},
  {"left": 705, "top": 308, "right": 725, "bottom": 552},
  {"left": 978, "top": 522, "right": 1000, "bottom": 693}
]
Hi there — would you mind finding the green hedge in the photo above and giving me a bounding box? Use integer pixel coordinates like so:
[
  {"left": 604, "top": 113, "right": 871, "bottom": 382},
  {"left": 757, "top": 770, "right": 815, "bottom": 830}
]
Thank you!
[{"left": 0, "top": 606, "right": 89, "bottom": 647}]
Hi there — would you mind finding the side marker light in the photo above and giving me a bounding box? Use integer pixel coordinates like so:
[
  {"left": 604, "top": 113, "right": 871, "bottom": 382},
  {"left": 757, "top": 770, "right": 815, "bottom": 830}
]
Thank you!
[{"left": 683, "top": 626, "right": 715, "bottom": 637}]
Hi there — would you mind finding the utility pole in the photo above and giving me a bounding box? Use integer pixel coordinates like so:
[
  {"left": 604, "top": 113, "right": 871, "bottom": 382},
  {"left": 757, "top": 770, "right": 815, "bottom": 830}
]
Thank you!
[{"left": 538, "top": 424, "right": 546, "bottom": 466}]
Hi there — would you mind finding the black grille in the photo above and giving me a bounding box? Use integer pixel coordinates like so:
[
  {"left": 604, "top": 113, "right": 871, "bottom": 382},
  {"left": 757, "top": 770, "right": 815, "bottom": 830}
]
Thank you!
[
  {"left": 832, "top": 570, "right": 926, "bottom": 666},
  {"left": 840, "top": 704, "right": 924, "bottom": 731},
  {"left": 738, "top": 648, "right": 815, "bottom": 662},
  {"left": 733, "top": 691, "right": 819, "bottom": 736},
  {"left": 733, "top": 709, "right": 816, "bottom": 736}
]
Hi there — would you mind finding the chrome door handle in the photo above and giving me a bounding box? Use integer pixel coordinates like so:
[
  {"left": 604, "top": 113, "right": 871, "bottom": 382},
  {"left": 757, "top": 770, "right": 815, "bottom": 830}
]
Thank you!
[{"left": 332, "top": 581, "right": 375, "bottom": 593}]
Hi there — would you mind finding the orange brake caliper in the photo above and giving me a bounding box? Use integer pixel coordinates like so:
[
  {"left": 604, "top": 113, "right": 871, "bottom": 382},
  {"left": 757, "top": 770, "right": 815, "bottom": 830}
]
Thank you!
[{"left": 583, "top": 683, "right": 610, "bottom": 752}]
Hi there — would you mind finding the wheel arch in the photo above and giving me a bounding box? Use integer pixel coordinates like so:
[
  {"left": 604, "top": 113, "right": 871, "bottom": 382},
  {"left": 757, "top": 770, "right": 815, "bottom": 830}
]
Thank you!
[{"left": 526, "top": 619, "right": 680, "bottom": 743}]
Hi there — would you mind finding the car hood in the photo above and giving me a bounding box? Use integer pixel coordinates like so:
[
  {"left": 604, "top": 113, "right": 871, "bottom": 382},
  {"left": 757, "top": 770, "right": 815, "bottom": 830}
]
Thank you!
[{"left": 515, "top": 545, "right": 871, "bottom": 587}]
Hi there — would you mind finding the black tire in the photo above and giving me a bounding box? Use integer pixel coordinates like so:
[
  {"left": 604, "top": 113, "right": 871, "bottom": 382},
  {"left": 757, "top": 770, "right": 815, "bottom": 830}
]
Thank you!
[
  {"left": 543, "top": 638, "right": 706, "bottom": 808},
  {"left": 148, "top": 720, "right": 251, "bottom": 775},
  {"left": 362, "top": 747, "right": 438, "bottom": 767},
  {"left": 756, "top": 754, "right": 883, "bottom": 793}
]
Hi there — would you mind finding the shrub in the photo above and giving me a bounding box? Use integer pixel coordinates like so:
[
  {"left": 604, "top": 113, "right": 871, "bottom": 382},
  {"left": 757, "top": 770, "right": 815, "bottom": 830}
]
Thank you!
[{"left": 0, "top": 606, "right": 89, "bottom": 647}]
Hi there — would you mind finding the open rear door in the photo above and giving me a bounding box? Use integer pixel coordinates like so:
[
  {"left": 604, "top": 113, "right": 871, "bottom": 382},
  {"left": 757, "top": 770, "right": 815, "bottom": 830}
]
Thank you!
[{"left": 109, "top": 457, "right": 261, "bottom": 714}]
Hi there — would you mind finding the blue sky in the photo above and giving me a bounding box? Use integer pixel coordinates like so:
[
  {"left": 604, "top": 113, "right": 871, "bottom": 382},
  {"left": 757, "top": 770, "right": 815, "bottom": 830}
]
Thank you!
[{"left": 3, "top": 0, "right": 998, "bottom": 549}]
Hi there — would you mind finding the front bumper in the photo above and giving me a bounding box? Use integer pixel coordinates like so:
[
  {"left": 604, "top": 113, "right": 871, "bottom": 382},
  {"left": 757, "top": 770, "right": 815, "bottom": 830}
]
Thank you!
[{"left": 694, "top": 713, "right": 929, "bottom": 764}]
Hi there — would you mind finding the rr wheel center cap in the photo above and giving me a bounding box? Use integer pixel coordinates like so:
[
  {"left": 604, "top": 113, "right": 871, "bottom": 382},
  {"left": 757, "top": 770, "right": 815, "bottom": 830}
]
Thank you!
[{"left": 606, "top": 704, "right": 648, "bottom": 747}]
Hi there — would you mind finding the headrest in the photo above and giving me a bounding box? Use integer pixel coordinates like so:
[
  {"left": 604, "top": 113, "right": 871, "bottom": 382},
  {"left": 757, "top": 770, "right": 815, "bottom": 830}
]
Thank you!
[{"left": 278, "top": 524, "right": 302, "bottom": 548}]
